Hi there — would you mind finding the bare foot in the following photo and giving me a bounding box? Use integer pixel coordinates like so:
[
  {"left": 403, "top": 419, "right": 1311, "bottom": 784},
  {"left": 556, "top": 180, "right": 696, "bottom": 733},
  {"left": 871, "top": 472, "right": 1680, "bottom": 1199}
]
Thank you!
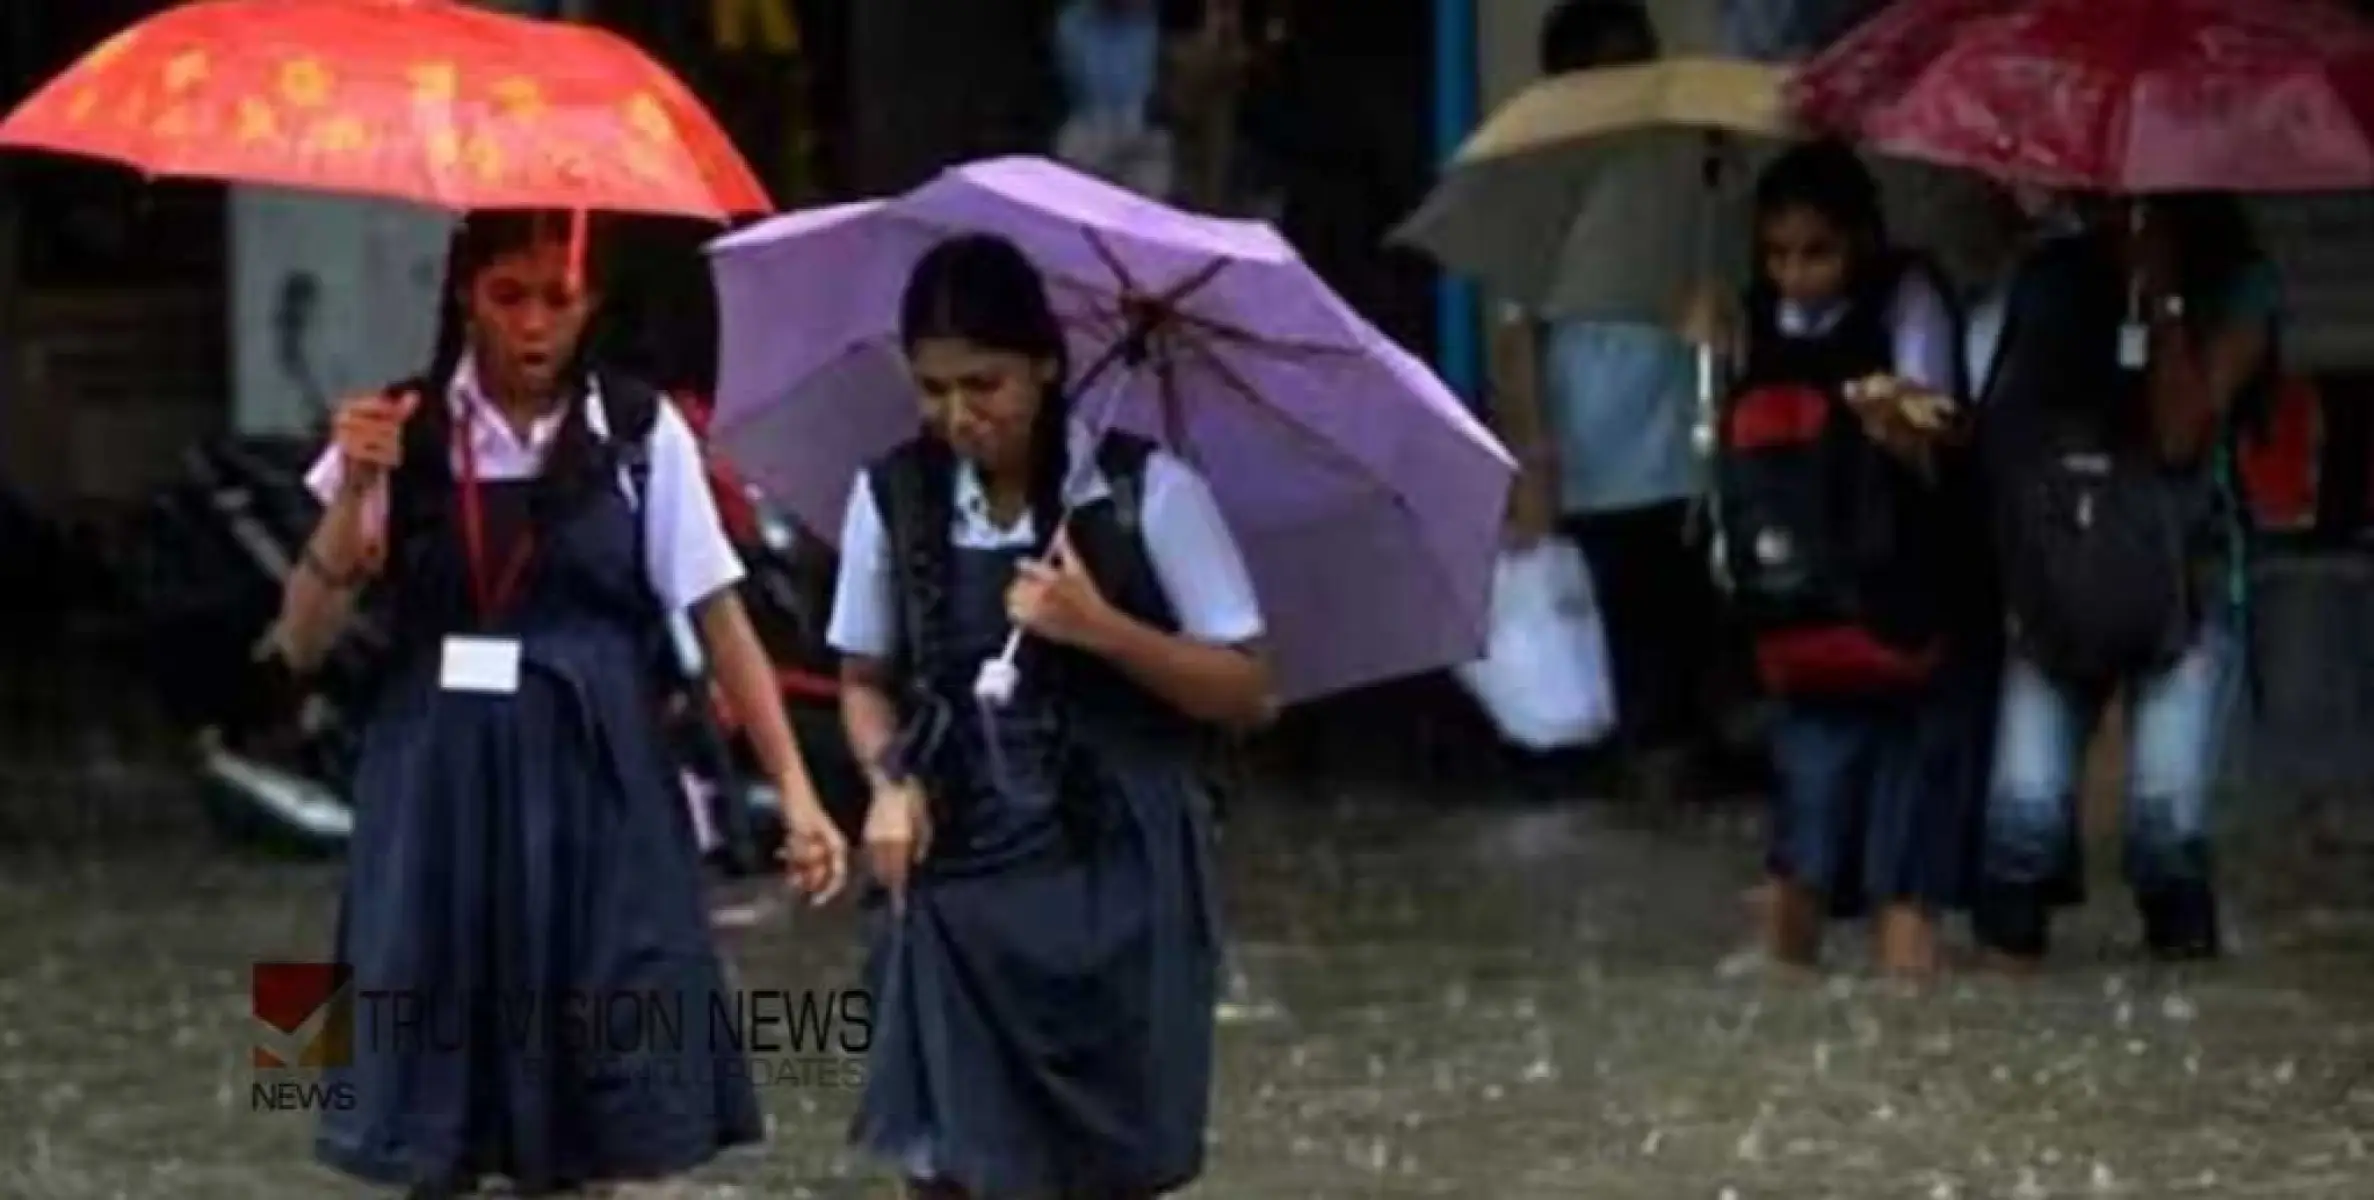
[{"left": 1875, "top": 904, "right": 1941, "bottom": 983}]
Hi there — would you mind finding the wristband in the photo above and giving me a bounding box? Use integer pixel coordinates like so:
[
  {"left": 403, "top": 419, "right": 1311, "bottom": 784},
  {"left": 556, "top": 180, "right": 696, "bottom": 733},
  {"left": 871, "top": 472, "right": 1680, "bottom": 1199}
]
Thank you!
[{"left": 299, "top": 547, "right": 365, "bottom": 591}]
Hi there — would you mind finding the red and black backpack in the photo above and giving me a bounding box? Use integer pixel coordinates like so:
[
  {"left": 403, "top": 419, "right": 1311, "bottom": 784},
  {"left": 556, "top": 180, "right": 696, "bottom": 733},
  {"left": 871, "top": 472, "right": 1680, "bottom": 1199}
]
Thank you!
[{"left": 1715, "top": 256, "right": 1963, "bottom": 698}]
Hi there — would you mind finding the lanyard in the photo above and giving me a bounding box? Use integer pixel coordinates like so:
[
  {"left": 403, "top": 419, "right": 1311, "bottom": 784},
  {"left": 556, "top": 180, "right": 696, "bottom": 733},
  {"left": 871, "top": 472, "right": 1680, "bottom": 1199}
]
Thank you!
[{"left": 453, "top": 415, "right": 536, "bottom": 627}]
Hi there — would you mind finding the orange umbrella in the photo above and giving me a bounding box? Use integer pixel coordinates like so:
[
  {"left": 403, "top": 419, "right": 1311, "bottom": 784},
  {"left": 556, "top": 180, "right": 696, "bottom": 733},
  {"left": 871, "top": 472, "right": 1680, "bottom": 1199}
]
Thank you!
[{"left": 0, "top": 0, "right": 770, "bottom": 221}]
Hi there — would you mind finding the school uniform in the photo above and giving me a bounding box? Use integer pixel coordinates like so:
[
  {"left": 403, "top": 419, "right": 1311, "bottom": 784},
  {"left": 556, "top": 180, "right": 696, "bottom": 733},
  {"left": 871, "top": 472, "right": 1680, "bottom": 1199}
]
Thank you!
[
  {"left": 828, "top": 420, "right": 1261, "bottom": 1196},
  {"left": 301, "top": 357, "right": 762, "bottom": 1193},
  {"left": 1747, "top": 263, "right": 1976, "bottom": 918}
]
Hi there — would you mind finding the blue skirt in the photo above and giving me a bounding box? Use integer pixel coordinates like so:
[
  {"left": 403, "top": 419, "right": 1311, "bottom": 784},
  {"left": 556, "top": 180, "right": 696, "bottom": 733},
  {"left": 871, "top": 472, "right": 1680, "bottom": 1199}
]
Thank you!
[
  {"left": 315, "top": 648, "right": 763, "bottom": 1193},
  {"left": 852, "top": 755, "right": 1222, "bottom": 1196},
  {"left": 1767, "top": 648, "right": 1994, "bottom": 919}
]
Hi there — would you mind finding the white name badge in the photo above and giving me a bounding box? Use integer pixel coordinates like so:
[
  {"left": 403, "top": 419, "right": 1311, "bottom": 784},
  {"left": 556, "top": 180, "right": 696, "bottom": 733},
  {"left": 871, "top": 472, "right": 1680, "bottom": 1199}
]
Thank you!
[
  {"left": 2117, "top": 320, "right": 2150, "bottom": 369},
  {"left": 439, "top": 636, "right": 522, "bottom": 695}
]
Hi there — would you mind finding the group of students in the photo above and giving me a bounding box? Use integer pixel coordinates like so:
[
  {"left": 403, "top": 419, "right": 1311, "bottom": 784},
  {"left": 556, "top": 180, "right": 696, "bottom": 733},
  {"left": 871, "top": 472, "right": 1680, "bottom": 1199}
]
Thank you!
[
  {"left": 276, "top": 214, "right": 1265, "bottom": 1197},
  {"left": 1715, "top": 146, "right": 2269, "bottom": 977},
  {"left": 258, "top": 14, "right": 2280, "bottom": 1199},
  {"left": 1507, "top": 2, "right": 2277, "bottom": 980}
]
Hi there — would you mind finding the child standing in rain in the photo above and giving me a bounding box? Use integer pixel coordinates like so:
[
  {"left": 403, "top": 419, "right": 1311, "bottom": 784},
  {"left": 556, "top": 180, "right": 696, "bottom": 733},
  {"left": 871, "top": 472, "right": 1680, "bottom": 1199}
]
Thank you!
[
  {"left": 828, "top": 233, "right": 1273, "bottom": 1197},
  {"left": 1713, "top": 142, "right": 1977, "bottom": 977},
  {"left": 272, "top": 210, "right": 847, "bottom": 1197}
]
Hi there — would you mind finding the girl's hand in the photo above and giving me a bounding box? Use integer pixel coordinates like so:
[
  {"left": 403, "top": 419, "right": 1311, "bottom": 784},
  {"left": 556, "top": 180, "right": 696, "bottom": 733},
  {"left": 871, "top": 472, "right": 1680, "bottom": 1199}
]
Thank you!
[
  {"left": 776, "top": 784, "right": 849, "bottom": 905},
  {"left": 332, "top": 391, "right": 419, "bottom": 492},
  {"left": 862, "top": 781, "right": 932, "bottom": 907},
  {"left": 1006, "top": 530, "right": 1118, "bottom": 650}
]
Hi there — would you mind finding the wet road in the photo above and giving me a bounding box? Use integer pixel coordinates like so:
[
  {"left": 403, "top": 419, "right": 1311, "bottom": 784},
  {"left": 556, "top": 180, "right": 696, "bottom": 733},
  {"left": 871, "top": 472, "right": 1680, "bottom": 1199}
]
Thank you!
[{"left": 3, "top": 763, "right": 2372, "bottom": 1199}]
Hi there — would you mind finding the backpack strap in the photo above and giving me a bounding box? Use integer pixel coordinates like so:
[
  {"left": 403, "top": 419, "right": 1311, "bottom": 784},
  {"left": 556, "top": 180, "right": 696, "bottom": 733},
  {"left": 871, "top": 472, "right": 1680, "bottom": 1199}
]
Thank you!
[
  {"left": 585, "top": 372, "right": 665, "bottom": 614},
  {"left": 1094, "top": 430, "right": 1156, "bottom": 537},
  {"left": 866, "top": 440, "right": 957, "bottom": 784},
  {"left": 597, "top": 370, "right": 663, "bottom": 513}
]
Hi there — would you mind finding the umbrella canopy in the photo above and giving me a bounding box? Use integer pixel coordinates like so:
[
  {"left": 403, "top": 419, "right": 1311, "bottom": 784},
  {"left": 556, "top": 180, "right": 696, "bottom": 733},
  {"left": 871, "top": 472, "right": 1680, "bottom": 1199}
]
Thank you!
[
  {"left": 708, "top": 156, "right": 1515, "bottom": 705},
  {"left": 1394, "top": 57, "right": 1998, "bottom": 325},
  {"left": 0, "top": 0, "right": 768, "bottom": 218},
  {"left": 1790, "top": 0, "right": 2374, "bottom": 193}
]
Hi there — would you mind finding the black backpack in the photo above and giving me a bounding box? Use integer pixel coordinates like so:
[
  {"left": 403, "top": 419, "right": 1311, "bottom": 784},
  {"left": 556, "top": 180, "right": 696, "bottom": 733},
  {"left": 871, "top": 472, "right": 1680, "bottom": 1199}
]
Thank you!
[
  {"left": 1983, "top": 236, "right": 2196, "bottom": 687},
  {"left": 1994, "top": 427, "right": 2196, "bottom": 687},
  {"left": 1716, "top": 256, "right": 1960, "bottom": 697}
]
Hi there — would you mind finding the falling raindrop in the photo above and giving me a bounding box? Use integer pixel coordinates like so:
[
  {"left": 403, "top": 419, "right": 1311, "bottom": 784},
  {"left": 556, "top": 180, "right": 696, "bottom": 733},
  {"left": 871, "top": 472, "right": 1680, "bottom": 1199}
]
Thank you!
[
  {"left": 1735, "top": 1124, "right": 1765, "bottom": 1162},
  {"left": 2090, "top": 1161, "right": 2115, "bottom": 1191}
]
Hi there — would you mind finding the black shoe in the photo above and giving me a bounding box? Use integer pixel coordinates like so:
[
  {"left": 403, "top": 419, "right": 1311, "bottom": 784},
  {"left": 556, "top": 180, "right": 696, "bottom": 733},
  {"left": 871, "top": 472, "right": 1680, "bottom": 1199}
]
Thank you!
[
  {"left": 2141, "top": 885, "right": 2222, "bottom": 962},
  {"left": 1972, "top": 876, "right": 2052, "bottom": 960}
]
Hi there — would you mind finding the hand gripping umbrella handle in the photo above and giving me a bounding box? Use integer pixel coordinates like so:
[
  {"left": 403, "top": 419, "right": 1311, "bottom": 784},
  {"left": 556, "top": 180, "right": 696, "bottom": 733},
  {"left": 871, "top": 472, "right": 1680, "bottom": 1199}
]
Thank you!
[
  {"left": 971, "top": 285, "right": 1182, "bottom": 711},
  {"left": 974, "top": 510, "right": 1081, "bottom": 709}
]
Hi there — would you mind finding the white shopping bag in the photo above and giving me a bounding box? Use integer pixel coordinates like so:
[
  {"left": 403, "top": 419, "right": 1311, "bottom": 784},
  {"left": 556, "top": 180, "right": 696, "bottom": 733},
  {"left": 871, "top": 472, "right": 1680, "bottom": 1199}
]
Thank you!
[{"left": 1454, "top": 538, "right": 1618, "bottom": 752}]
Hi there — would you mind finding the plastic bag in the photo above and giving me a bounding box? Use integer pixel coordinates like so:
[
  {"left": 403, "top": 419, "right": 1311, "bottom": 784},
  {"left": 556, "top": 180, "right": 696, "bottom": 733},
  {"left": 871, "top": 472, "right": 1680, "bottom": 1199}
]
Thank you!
[{"left": 1454, "top": 538, "right": 1618, "bottom": 752}]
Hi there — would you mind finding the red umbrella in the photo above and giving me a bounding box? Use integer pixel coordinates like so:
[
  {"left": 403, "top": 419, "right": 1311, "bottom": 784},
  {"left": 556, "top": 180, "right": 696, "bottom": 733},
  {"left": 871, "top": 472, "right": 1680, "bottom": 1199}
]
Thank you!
[
  {"left": 0, "top": 0, "right": 769, "bottom": 218},
  {"left": 1790, "top": 0, "right": 2374, "bottom": 193}
]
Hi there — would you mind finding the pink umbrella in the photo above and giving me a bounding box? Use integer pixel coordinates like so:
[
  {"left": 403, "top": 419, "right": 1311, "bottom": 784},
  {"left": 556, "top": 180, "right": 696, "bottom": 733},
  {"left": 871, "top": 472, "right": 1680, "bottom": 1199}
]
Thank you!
[{"left": 706, "top": 156, "right": 1514, "bottom": 705}]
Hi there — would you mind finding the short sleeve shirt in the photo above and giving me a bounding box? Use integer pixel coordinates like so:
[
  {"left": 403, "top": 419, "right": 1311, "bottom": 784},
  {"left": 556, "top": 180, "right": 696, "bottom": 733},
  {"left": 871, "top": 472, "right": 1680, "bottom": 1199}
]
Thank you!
[
  {"left": 305, "top": 358, "right": 745, "bottom": 613},
  {"left": 827, "top": 426, "right": 1265, "bottom": 661}
]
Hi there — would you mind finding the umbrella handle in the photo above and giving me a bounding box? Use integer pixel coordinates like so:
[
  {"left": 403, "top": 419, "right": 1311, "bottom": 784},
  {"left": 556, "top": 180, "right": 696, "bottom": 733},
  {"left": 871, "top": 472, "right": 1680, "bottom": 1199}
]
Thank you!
[{"left": 975, "top": 650, "right": 1021, "bottom": 707}]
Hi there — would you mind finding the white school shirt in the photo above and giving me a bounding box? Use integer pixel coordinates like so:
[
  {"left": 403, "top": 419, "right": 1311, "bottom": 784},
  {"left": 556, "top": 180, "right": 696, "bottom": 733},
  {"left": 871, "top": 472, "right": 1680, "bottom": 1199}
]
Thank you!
[
  {"left": 1774, "top": 269, "right": 1962, "bottom": 396},
  {"left": 304, "top": 358, "right": 746, "bottom": 614},
  {"left": 1963, "top": 282, "right": 2013, "bottom": 403},
  {"left": 826, "top": 424, "right": 1266, "bottom": 661}
]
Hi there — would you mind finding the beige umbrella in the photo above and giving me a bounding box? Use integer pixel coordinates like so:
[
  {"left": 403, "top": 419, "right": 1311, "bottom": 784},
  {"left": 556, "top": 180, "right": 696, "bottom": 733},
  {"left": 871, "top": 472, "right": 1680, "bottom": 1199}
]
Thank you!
[
  {"left": 1392, "top": 56, "right": 1998, "bottom": 328},
  {"left": 1393, "top": 55, "right": 1998, "bottom": 587}
]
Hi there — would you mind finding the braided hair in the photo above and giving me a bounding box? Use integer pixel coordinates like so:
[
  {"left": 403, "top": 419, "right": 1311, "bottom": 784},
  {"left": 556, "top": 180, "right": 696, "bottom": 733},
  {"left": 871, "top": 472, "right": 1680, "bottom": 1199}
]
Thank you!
[{"left": 894, "top": 234, "right": 1100, "bottom": 843}]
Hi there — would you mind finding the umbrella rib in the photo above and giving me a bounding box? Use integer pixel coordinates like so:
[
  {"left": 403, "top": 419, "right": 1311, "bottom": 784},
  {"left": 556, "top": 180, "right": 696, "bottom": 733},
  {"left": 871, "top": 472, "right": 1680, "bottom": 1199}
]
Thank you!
[
  {"left": 1170, "top": 335, "right": 1396, "bottom": 504},
  {"left": 1081, "top": 227, "right": 1144, "bottom": 295},
  {"left": 1169, "top": 336, "right": 1484, "bottom": 645},
  {"left": 1044, "top": 274, "right": 1357, "bottom": 362}
]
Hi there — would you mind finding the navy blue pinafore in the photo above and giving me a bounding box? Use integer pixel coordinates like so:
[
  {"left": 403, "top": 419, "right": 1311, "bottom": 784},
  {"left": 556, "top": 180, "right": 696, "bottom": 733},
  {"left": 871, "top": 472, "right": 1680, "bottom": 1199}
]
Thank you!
[
  {"left": 853, "top": 530, "right": 1223, "bottom": 1197},
  {"left": 314, "top": 434, "right": 762, "bottom": 1193}
]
